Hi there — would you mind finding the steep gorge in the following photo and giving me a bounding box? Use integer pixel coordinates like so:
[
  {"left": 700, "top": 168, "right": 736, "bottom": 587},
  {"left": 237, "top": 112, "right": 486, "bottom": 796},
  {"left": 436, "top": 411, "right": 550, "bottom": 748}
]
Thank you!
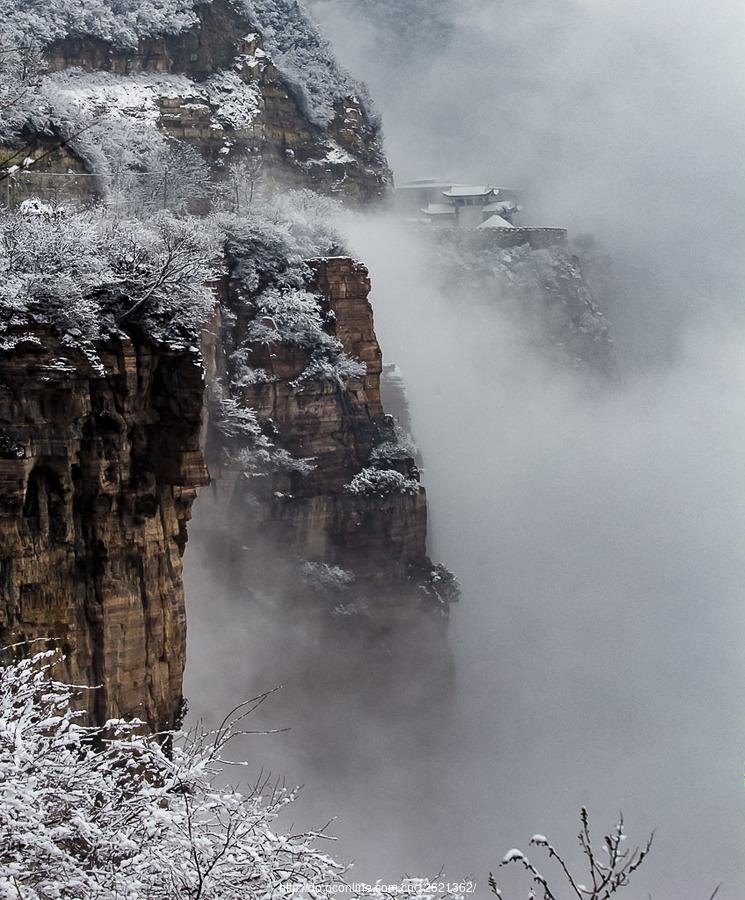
[
  {"left": 0, "top": 247, "right": 451, "bottom": 728},
  {"left": 0, "top": 0, "right": 608, "bottom": 733},
  {"left": 0, "top": 0, "right": 433, "bottom": 728}
]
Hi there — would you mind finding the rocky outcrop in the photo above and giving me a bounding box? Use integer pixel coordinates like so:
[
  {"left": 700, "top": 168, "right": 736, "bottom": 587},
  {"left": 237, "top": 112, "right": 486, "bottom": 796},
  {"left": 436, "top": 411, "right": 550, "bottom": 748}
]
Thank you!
[
  {"left": 201, "top": 256, "right": 454, "bottom": 632},
  {"left": 429, "top": 228, "right": 616, "bottom": 376},
  {"left": 38, "top": 0, "right": 390, "bottom": 205},
  {"left": 0, "top": 326, "right": 208, "bottom": 729}
]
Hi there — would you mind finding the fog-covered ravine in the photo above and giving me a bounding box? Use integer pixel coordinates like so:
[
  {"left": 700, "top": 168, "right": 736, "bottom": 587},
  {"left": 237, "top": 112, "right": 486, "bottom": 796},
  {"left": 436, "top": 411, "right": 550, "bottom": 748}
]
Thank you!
[
  {"left": 185, "top": 212, "right": 745, "bottom": 897},
  {"left": 184, "top": 2, "right": 745, "bottom": 897}
]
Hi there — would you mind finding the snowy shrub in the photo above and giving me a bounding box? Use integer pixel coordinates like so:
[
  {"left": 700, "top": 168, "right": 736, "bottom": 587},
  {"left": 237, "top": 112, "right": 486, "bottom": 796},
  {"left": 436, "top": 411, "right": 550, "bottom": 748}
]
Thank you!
[
  {"left": 221, "top": 193, "right": 344, "bottom": 295},
  {"left": 214, "top": 397, "right": 315, "bottom": 477},
  {"left": 330, "top": 598, "right": 370, "bottom": 618},
  {"left": 213, "top": 396, "right": 266, "bottom": 440},
  {"left": 370, "top": 423, "right": 417, "bottom": 463},
  {"left": 258, "top": 189, "right": 345, "bottom": 260},
  {"left": 0, "top": 207, "right": 216, "bottom": 358},
  {"left": 300, "top": 561, "right": 355, "bottom": 592},
  {"left": 0, "top": 648, "right": 350, "bottom": 899},
  {"left": 219, "top": 155, "right": 265, "bottom": 213},
  {"left": 237, "top": 444, "right": 316, "bottom": 477},
  {"left": 234, "top": 366, "right": 276, "bottom": 388},
  {"left": 97, "top": 134, "right": 212, "bottom": 215},
  {"left": 223, "top": 218, "right": 309, "bottom": 294},
  {"left": 245, "top": 288, "right": 341, "bottom": 353},
  {"left": 345, "top": 467, "right": 420, "bottom": 498},
  {"left": 291, "top": 352, "right": 366, "bottom": 388},
  {"left": 228, "top": 346, "right": 276, "bottom": 388},
  {"left": 234, "top": 366, "right": 275, "bottom": 387},
  {"left": 0, "top": 0, "right": 200, "bottom": 51},
  {"left": 0, "top": 49, "right": 44, "bottom": 117},
  {"left": 424, "top": 564, "right": 461, "bottom": 608},
  {"left": 17, "top": 198, "right": 62, "bottom": 221}
]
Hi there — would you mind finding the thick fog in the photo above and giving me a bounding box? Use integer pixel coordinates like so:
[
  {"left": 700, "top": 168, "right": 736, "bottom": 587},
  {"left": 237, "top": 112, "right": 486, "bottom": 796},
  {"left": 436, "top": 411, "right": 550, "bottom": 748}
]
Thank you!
[
  {"left": 186, "top": 2, "right": 745, "bottom": 898},
  {"left": 310, "top": 0, "right": 745, "bottom": 366}
]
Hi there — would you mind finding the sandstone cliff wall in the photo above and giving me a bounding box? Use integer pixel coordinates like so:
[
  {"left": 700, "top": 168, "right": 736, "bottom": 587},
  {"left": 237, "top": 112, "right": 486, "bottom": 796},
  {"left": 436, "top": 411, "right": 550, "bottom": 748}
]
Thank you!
[
  {"left": 0, "top": 326, "right": 208, "bottom": 729},
  {"left": 201, "top": 256, "right": 452, "bottom": 634},
  {"left": 0, "top": 254, "right": 453, "bottom": 729}
]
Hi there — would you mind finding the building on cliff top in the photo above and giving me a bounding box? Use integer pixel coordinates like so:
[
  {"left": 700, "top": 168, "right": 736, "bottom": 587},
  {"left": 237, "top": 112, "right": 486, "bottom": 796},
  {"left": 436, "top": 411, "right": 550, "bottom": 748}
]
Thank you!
[{"left": 395, "top": 178, "right": 523, "bottom": 228}]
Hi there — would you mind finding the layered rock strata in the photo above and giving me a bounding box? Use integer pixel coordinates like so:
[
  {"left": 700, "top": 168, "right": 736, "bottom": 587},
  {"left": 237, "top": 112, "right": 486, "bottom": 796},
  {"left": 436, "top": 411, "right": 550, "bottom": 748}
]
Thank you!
[
  {"left": 0, "top": 326, "right": 208, "bottom": 729},
  {"left": 202, "top": 256, "right": 453, "bottom": 633}
]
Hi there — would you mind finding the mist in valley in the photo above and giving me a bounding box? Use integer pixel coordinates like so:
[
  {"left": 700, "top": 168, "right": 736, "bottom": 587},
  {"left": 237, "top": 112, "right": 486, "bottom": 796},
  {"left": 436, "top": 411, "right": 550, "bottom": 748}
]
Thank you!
[{"left": 185, "top": 2, "right": 745, "bottom": 897}]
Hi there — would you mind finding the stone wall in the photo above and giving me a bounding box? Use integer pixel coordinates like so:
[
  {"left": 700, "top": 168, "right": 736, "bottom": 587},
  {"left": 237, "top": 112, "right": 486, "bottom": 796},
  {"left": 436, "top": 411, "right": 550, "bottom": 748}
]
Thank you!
[{"left": 0, "top": 143, "right": 97, "bottom": 207}]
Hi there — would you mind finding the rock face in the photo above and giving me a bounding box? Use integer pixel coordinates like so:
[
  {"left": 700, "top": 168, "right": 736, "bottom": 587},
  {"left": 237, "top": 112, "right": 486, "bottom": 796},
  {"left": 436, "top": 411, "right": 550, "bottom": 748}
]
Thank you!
[
  {"left": 0, "top": 143, "right": 91, "bottom": 208},
  {"left": 429, "top": 229, "right": 617, "bottom": 376},
  {"left": 0, "top": 326, "right": 208, "bottom": 729},
  {"left": 202, "top": 256, "right": 453, "bottom": 633},
  {"left": 35, "top": 0, "right": 390, "bottom": 205},
  {"left": 0, "top": 254, "right": 453, "bottom": 729}
]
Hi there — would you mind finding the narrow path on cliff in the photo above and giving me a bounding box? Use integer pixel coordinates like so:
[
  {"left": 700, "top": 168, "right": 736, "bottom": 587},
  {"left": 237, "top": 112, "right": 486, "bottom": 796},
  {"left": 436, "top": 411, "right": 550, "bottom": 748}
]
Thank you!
[{"left": 185, "top": 214, "right": 745, "bottom": 898}]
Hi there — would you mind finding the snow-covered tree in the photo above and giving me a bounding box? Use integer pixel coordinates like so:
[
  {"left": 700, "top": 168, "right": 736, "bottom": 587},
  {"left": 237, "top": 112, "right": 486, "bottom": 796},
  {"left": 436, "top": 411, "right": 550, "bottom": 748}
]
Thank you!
[
  {"left": 245, "top": 287, "right": 340, "bottom": 353},
  {"left": 0, "top": 0, "right": 200, "bottom": 51},
  {"left": 0, "top": 649, "right": 460, "bottom": 899},
  {"left": 0, "top": 48, "right": 43, "bottom": 115},
  {"left": 0, "top": 49, "right": 47, "bottom": 173},
  {"left": 370, "top": 423, "right": 417, "bottom": 464},
  {"left": 260, "top": 189, "right": 344, "bottom": 260},
  {"left": 290, "top": 352, "right": 366, "bottom": 388},
  {"left": 79, "top": 118, "right": 213, "bottom": 216},
  {"left": 300, "top": 560, "right": 355, "bottom": 592},
  {"left": 0, "top": 207, "right": 216, "bottom": 357},
  {"left": 221, "top": 191, "right": 343, "bottom": 296},
  {"left": 220, "top": 154, "right": 265, "bottom": 214},
  {"left": 0, "top": 648, "right": 350, "bottom": 899}
]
